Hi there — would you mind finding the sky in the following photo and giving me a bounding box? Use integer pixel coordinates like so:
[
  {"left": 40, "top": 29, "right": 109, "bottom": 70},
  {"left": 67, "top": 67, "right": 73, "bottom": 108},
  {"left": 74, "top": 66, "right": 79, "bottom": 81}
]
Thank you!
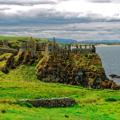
[{"left": 0, "top": 0, "right": 120, "bottom": 41}]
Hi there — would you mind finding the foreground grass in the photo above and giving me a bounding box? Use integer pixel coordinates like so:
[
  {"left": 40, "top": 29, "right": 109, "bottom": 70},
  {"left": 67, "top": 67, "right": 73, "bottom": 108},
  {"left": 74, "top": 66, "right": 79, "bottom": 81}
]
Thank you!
[{"left": 0, "top": 63, "right": 120, "bottom": 120}]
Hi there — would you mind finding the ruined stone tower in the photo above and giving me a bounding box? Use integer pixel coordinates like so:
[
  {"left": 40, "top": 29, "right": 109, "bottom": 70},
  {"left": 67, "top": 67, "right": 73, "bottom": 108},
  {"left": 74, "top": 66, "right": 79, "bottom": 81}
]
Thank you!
[
  {"left": 27, "top": 37, "right": 36, "bottom": 55},
  {"left": 53, "top": 37, "right": 56, "bottom": 45},
  {"left": 3, "top": 39, "right": 8, "bottom": 48},
  {"left": 45, "top": 37, "right": 61, "bottom": 56},
  {"left": 19, "top": 42, "right": 27, "bottom": 52},
  {"left": 19, "top": 37, "right": 36, "bottom": 55}
]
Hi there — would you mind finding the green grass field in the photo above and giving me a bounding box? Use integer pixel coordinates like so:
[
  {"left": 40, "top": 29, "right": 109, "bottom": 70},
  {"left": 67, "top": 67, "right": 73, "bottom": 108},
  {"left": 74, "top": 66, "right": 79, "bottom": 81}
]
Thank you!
[
  {"left": 0, "top": 36, "right": 69, "bottom": 47},
  {"left": 0, "top": 36, "right": 51, "bottom": 48},
  {"left": 0, "top": 63, "right": 120, "bottom": 120},
  {"left": 0, "top": 36, "right": 120, "bottom": 119}
]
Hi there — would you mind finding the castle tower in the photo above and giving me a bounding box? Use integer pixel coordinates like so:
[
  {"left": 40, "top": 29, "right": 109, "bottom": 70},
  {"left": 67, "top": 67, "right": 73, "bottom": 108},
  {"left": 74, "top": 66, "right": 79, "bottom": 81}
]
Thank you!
[
  {"left": 67, "top": 44, "right": 71, "bottom": 51},
  {"left": 27, "top": 37, "right": 36, "bottom": 55},
  {"left": 19, "top": 42, "right": 27, "bottom": 52},
  {"left": 65, "top": 45, "right": 67, "bottom": 49},
  {"left": 53, "top": 37, "right": 56, "bottom": 45},
  {"left": 89, "top": 44, "right": 91, "bottom": 49},
  {"left": 80, "top": 45, "right": 82, "bottom": 50},
  {"left": 76, "top": 44, "right": 78, "bottom": 49},
  {"left": 92, "top": 44, "right": 96, "bottom": 53},
  {"left": 3, "top": 39, "right": 8, "bottom": 47}
]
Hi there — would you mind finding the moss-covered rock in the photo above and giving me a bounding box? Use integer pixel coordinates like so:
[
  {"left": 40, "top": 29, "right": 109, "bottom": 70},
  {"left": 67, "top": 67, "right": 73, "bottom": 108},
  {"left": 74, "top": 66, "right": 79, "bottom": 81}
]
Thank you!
[
  {"left": 35, "top": 53, "right": 120, "bottom": 90},
  {"left": 0, "top": 51, "right": 45, "bottom": 73}
]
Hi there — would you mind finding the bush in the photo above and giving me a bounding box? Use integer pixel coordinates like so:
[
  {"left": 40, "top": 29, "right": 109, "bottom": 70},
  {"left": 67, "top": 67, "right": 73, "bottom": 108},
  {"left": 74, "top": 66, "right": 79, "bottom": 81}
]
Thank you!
[
  {"left": 18, "top": 101, "right": 33, "bottom": 108},
  {"left": 105, "top": 97, "right": 116, "bottom": 102},
  {"left": 1, "top": 109, "right": 6, "bottom": 113}
]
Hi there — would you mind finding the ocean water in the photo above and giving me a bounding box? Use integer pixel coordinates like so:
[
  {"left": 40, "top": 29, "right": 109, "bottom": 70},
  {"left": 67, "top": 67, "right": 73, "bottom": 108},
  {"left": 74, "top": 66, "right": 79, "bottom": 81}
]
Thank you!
[{"left": 96, "top": 46, "right": 120, "bottom": 85}]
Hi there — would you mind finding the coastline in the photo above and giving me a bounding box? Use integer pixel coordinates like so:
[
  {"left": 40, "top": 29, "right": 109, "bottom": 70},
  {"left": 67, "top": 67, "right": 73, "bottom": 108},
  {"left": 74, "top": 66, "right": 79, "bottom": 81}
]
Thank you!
[{"left": 95, "top": 44, "right": 120, "bottom": 47}]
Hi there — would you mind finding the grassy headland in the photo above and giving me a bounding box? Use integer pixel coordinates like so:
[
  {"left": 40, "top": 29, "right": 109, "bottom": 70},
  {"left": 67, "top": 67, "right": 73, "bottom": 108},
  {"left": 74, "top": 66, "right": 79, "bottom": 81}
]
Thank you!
[
  {"left": 0, "top": 36, "right": 120, "bottom": 119},
  {"left": 0, "top": 53, "right": 120, "bottom": 119}
]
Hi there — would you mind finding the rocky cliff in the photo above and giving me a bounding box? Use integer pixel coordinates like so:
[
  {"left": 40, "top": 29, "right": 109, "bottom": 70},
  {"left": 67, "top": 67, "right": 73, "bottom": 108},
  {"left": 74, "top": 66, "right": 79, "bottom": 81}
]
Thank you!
[
  {"left": 0, "top": 51, "right": 44, "bottom": 73},
  {"left": 36, "top": 53, "right": 120, "bottom": 90}
]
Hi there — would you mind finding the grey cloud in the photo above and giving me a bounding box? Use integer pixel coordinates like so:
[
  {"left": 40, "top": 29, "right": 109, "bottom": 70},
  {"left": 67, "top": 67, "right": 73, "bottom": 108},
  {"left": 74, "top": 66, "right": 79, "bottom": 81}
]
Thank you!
[
  {"left": 0, "top": 20, "right": 120, "bottom": 41},
  {"left": 86, "top": 0, "right": 120, "bottom": 3},
  {"left": 0, "top": 0, "right": 57, "bottom": 6},
  {"left": 0, "top": 0, "right": 71, "bottom": 6},
  {"left": 86, "top": 0, "right": 112, "bottom": 3},
  {"left": 0, "top": 1, "right": 120, "bottom": 41},
  {"left": 0, "top": 8, "right": 11, "bottom": 11}
]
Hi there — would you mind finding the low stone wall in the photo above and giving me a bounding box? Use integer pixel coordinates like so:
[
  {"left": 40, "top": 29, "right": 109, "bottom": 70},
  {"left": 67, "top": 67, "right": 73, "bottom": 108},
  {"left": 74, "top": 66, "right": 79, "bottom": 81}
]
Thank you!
[
  {"left": 0, "top": 48, "right": 18, "bottom": 55},
  {"left": 18, "top": 97, "right": 77, "bottom": 108}
]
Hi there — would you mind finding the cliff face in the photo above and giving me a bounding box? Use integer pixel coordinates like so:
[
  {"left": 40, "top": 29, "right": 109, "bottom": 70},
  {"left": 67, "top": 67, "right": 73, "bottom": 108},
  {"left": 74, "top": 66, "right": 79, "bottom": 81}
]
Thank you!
[
  {"left": 0, "top": 51, "right": 44, "bottom": 73},
  {"left": 36, "top": 53, "right": 120, "bottom": 90}
]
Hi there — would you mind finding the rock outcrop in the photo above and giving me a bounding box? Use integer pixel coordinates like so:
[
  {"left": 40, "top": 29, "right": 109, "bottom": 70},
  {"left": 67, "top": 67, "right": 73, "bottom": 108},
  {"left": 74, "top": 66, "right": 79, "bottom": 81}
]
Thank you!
[
  {"left": 109, "top": 74, "right": 120, "bottom": 78},
  {"left": 0, "top": 51, "right": 43, "bottom": 73},
  {"left": 36, "top": 53, "right": 120, "bottom": 90}
]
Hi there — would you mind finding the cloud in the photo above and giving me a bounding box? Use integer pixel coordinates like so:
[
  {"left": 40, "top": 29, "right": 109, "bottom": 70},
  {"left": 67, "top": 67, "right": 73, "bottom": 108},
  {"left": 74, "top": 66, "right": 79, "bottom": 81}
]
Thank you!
[
  {"left": 0, "top": 8, "right": 10, "bottom": 11},
  {"left": 86, "top": 0, "right": 112, "bottom": 3},
  {"left": 0, "top": 21, "right": 120, "bottom": 41},
  {"left": 0, "top": 0, "right": 119, "bottom": 41},
  {"left": 0, "top": 0, "right": 58, "bottom": 6}
]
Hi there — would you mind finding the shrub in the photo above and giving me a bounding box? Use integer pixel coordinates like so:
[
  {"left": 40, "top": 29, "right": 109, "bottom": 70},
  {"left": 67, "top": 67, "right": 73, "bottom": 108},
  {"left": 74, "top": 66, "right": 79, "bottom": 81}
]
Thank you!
[
  {"left": 105, "top": 97, "right": 116, "bottom": 102},
  {"left": 18, "top": 101, "right": 33, "bottom": 108},
  {"left": 1, "top": 109, "right": 6, "bottom": 113},
  {"left": 64, "top": 114, "right": 69, "bottom": 118}
]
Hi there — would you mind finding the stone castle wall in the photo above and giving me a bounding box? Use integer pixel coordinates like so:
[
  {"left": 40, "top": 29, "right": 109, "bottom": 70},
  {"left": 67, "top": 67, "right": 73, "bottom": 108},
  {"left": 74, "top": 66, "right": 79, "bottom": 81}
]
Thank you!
[
  {"left": 45, "top": 38, "right": 96, "bottom": 56},
  {"left": 0, "top": 48, "right": 18, "bottom": 55},
  {"left": 0, "top": 40, "right": 3, "bottom": 45},
  {"left": 0, "top": 39, "right": 18, "bottom": 55},
  {"left": 19, "top": 37, "right": 46, "bottom": 55},
  {"left": 3, "top": 39, "right": 8, "bottom": 48}
]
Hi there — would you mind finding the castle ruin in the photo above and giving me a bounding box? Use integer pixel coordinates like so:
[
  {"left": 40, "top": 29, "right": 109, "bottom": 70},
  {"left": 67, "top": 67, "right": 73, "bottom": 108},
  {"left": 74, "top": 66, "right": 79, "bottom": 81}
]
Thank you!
[
  {"left": 0, "top": 37, "right": 96, "bottom": 56},
  {"left": 0, "top": 38, "right": 18, "bottom": 54},
  {"left": 3, "top": 39, "right": 8, "bottom": 48},
  {"left": 45, "top": 37, "right": 96, "bottom": 56},
  {"left": 19, "top": 37, "right": 47, "bottom": 55}
]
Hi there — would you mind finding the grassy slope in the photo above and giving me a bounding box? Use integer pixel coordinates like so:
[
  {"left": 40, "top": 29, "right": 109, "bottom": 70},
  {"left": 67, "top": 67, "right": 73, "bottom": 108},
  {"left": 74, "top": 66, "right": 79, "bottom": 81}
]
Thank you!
[
  {"left": 0, "top": 63, "right": 120, "bottom": 120},
  {"left": 0, "top": 36, "right": 50, "bottom": 43},
  {"left": 0, "top": 36, "right": 51, "bottom": 48},
  {"left": 0, "top": 36, "right": 67, "bottom": 47}
]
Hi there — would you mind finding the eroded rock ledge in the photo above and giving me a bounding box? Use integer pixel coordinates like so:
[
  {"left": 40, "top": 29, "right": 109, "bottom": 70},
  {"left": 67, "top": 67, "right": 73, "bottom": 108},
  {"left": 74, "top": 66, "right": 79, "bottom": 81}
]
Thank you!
[
  {"left": 36, "top": 53, "right": 120, "bottom": 90},
  {"left": 18, "top": 97, "right": 77, "bottom": 108}
]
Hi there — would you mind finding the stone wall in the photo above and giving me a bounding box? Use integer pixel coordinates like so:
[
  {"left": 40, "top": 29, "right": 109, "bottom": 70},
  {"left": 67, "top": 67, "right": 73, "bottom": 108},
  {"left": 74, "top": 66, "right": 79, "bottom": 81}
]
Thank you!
[
  {"left": 45, "top": 40, "right": 96, "bottom": 56},
  {"left": 18, "top": 97, "right": 77, "bottom": 108},
  {"left": 72, "top": 44, "right": 95, "bottom": 54},
  {"left": 19, "top": 42, "right": 27, "bottom": 52},
  {"left": 0, "top": 48, "right": 18, "bottom": 55},
  {"left": 36, "top": 42, "right": 46, "bottom": 51},
  {"left": 3, "top": 39, "right": 8, "bottom": 48},
  {"left": 19, "top": 37, "right": 46, "bottom": 55},
  {"left": 27, "top": 37, "right": 36, "bottom": 55},
  {"left": 0, "top": 40, "right": 3, "bottom": 45}
]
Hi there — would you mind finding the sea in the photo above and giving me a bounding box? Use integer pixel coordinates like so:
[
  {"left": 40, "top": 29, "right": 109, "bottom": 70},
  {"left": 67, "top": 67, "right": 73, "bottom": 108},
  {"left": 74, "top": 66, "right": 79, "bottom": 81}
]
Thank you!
[{"left": 96, "top": 46, "right": 120, "bottom": 85}]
